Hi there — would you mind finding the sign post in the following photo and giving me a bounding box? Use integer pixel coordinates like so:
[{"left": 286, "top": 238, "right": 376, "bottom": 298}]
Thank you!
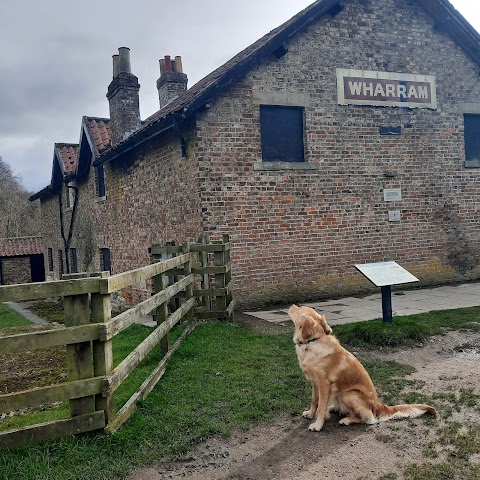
[{"left": 354, "top": 261, "right": 419, "bottom": 323}]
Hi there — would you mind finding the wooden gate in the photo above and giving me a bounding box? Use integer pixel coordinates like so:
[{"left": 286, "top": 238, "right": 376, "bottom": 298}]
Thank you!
[{"left": 0, "top": 236, "right": 233, "bottom": 449}]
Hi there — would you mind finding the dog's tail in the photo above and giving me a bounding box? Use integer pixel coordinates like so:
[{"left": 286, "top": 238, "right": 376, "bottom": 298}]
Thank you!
[{"left": 375, "top": 403, "right": 437, "bottom": 422}]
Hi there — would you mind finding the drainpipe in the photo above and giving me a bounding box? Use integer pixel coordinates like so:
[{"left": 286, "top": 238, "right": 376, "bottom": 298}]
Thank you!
[{"left": 58, "top": 183, "right": 79, "bottom": 275}]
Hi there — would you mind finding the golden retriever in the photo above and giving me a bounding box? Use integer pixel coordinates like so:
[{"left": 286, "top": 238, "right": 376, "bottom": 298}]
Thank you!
[{"left": 289, "top": 305, "right": 436, "bottom": 431}]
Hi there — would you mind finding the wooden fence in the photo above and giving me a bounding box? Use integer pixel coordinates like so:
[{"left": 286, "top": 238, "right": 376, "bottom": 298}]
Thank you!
[{"left": 0, "top": 236, "right": 233, "bottom": 449}]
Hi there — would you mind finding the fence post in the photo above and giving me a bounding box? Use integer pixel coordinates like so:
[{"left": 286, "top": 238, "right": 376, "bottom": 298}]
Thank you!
[
  {"left": 153, "top": 269, "right": 170, "bottom": 355},
  {"left": 197, "top": 235, "right": 211, "bottom": 313},
  {"left": 91, "top": 272, "right": 115, "bottom": 425},
  {"left": 63, "top": 275, "right": 95, "bottom": 417},
  {"left": 223, "top": 234, "right": 233, "bottom": 321},
  {"left": 167, "top": 240, "right": 180, "bottom": 313},
  {"left": 214, "top": 236, "right": 227, "bottom": 321},
  {"left": 182, "top": 242, "right": 194, "bottom": 324}
]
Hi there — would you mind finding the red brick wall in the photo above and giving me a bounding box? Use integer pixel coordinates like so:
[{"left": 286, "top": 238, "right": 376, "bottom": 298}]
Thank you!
[
  {"left": 1, "top": 257, "right": 31, "bottom": 285},
  {"left": 40, "top": 130, "right": 203, "bottom": 303},
  {"left": 194, "top": 0, "right": 480, "bottom": 307}
]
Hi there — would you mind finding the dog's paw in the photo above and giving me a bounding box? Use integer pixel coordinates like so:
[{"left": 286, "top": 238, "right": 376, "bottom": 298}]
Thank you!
[
  {"left": 308, "top": 421, "right": 324, "bottom": 432},
  {"left": 302, "top": 410, "right": 315, "bottom": 419}
]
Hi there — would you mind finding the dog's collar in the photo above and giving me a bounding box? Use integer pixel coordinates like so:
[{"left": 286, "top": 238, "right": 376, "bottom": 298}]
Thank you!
[{"left": 297, "top": 338, "right": 319, "bottom": 351}]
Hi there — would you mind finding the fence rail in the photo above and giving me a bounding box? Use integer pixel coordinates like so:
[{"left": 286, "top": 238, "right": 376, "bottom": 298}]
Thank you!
[{"left": 0, "top": 236, "right": 233, "bottom": 449}]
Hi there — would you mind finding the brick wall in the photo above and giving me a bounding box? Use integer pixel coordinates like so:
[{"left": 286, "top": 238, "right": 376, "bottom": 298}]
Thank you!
[
  {"left": 0, "top": 257, "right": 31, "bottom": 285},
  {"left": 41, "top": 130, "right": 203, "bottom": 302},
  {"left": 194, "top": 0, "right": 480, "bottom": 307}
]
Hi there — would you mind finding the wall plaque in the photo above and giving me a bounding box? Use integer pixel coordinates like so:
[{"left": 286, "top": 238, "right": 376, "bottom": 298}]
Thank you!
[
  {"left": 337, "top": 69, "right": 437, "bottom": 109},
  {"left": 384, "top": 188, "right": 402, "bottom": 202}
]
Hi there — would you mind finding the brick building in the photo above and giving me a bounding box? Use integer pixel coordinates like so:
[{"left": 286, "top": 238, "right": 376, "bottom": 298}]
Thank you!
[
  {"left": 0, "top": 237, "right": 45, "bottom": 285},
  {"left": 31, "top": 0, "right": 480, "bottom": 308}
]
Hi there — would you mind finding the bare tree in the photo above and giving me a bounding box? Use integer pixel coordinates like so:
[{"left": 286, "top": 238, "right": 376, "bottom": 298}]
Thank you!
[{"left": 0, "top": 156, "right": 41, "bottom": 237}]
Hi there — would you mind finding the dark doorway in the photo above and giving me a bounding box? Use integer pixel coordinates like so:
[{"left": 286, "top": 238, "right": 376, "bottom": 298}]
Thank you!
[{"left": 30, "top": 254, "right": 46, "bottom": 282}]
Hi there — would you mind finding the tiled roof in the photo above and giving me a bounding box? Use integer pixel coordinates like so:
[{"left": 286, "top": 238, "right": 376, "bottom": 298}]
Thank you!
[
  {"left": 0, "top": 236, "right": 45, "bottom": 257},
  {"left": 86, "top": 117, "right": 111, "bottom": 154},
  {"left": 55, "top": 143, "right": 79, "bottom": 176}
]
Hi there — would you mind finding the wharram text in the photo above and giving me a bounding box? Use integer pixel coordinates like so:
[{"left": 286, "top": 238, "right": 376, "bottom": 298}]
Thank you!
[{"left": 337, "top": 69, "right": 437, "bottom": 109}]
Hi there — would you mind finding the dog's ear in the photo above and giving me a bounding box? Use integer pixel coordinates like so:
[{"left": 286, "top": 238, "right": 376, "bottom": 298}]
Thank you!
[
  {"left": 317, "top": 313, "right": 332, "bottom": 335},
  {"left": 300, "top": 315, "right": 316, "bottom": 340},
  {"left": 288, "top": 304, "right": 299, "bottom": 323}
]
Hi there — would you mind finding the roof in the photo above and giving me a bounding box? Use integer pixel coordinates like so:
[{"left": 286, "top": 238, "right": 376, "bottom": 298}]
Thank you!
[
  {"left": 84, "top": 117, "right": 111, "bottom": 155},
  {"left": 95, "top": 0, "right": 480, "bottom": 166},
  {"left": 95, "top": 0, "right": 343, "bottom": 165},
  {"left": 55, "top": 143, "right": 79, "bottom": 177},
  {"left": 30, "top": 117, "right": 111, "bottom": 201},
  {"left": 0, "top": 236, "right": 45, "bottom": 257}
]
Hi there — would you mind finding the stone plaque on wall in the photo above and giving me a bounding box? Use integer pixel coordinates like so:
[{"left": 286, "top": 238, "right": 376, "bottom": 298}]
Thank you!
[{"left": 337, "top": 69, "right": 437, "bottom": 109}]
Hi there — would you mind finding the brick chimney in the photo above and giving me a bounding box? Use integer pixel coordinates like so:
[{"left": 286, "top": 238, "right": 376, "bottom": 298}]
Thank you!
[
  {"left": 156, "top": 55, "right": 188, "bottom": 110},
  {"left": 107, "top": 47, "right": 141, "bottom": 146}
]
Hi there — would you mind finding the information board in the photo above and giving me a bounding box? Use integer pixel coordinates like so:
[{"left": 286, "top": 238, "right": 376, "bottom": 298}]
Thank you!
[{"left": 354, "top": 261, "right": 419, "bottom": 287}]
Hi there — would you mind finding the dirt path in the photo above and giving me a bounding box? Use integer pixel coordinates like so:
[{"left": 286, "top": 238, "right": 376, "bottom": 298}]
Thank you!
[{"left": 129, "top": 330, "right": 480, "bottom": 480}]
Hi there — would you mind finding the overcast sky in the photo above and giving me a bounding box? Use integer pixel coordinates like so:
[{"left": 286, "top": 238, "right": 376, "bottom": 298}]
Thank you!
[{"left": 0, "top": 0, "right": 479, "bottom": 193}]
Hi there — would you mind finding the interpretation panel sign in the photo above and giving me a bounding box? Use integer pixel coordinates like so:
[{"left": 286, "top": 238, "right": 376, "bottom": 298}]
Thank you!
[
  {"left": 354, "top": 261, "right": 419, "bottom": 287},
  {"left": 337, "top": 69, "right": 437, "bottom": 109}
]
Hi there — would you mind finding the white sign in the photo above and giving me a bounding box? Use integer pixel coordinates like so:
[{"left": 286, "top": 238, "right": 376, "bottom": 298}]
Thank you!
[
  {"left": 355, "top": 261, "right": 419, "bottom": 287},
  {"left": 384, "top": 188, "right": 402, "bottom": 202},
  {"left": 337, "top": 69, "right": 437, "bottom": 109}
]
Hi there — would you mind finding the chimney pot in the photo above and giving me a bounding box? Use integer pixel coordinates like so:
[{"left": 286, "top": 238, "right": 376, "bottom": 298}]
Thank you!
[
  {"left": 164, "top": 55, "right": 172, "bottom": 73},
  {"left": 118, "top": 47, "right": 132, "bottom": 74},
  {"left": 112, "top": 54, "right": 120, "bottom": 78},
  {"left": 174, "top": 56, "right": 183, "bottom": 73},
  {"left": 107, "top": 47, "right": 141, "bottom": 145},
  {"left": 156, "top": 54, "right": 188, "bottom": 109}
]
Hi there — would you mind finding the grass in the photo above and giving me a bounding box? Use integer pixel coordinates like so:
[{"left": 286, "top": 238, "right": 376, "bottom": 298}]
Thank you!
[
  {"left": 332, "top": 306, "right": 480, "bottom": 350},
  {"left": 0, "top": 323, "right": 164, "bottom": 432},
  {"left": 0, "top": 323, "right": 310, "bottom": 479},
  {"left": 0, "top": 303, "right": 32, "bottom": 328},
  {"left": 27, "top": 300, "right": 64, "bottom": 323},
  {"left": 1, "top": 306, "right": 480, "bottom": 479}
]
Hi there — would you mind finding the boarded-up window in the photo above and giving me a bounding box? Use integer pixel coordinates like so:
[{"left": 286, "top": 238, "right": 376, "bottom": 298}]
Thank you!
[
  {"left": 58, "top": 250, "right": 64, "bottom": 276},
  {"left": 464, "top": 114, "right": 480, "bottom": 161},
  {"left": 47, "top": 248, "right": 54, "bottom": 271},
  {"left": 96, "top": 165, "right": 106, "bottom": 197},
  {"left": 70, "top": 248, "right": 78, "bottom": 273},
  {"left": 260, "top": 105, "right": 305, "bottom": 162},
  {"left": 100, "top": 248, "right": 111, "bottom": 273}
]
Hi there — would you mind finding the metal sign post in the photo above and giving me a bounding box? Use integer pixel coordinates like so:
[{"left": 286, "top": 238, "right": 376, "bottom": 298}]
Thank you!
[{"left": 354, "top": 261, "right": 419, "bottom": 323}]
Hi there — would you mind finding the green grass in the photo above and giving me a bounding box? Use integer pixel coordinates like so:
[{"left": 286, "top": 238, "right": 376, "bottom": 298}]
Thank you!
[
  {"left": 0, "top": 323, "right": 311, "bottom": 479},
  {"left": 27, "top": 300, "right": 64, "bottom": 323},
  {"left": 0, "top": 303, "right": 32, "bottom": 328},
  {"left": 1, "top": 306, "right": 480, "bottom": 480},
  {"left": 332, "top": 306, "right": 480, "bottom": 350}
]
